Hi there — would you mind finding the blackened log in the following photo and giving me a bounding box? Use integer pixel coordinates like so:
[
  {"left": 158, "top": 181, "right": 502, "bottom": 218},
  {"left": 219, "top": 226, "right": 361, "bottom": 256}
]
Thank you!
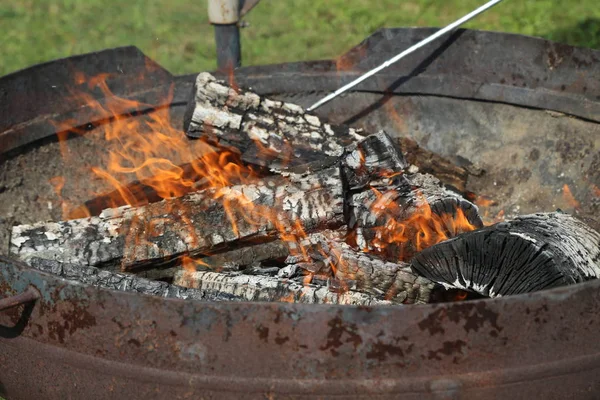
[
  {"left": 342, "top": 131, "right": 409, "bottom": 191},
  {"left": 183, "top": 72, "right": 365, "bottom": 170},
  {"left": 10, "top": 166, "right": 344, "bottom": 272},
  {"left": 411, "top": 212, "right": 600, "bottom": 297},
  {"left": 348, "top": 172, "right": 482, "bottom": 261},
  {"left": 172, "top": 269, "right": 397, "bottom": 305},
  {"left": 195, "top": 239, "right": 291, "bottom": 270},
  {"left": 398, "top": 137, "right": 471, "bottom": 194}
]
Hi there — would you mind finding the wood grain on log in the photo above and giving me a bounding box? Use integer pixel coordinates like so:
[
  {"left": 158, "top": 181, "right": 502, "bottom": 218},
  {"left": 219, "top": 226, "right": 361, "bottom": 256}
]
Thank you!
[
  {"left": 184, "top": 73, "right": 365, "bottom": 170},
  {"left": 411, "top": 212, "right": 600, "bottom": 297},
  {"left": 332, "top": 242, "right": 434, "bottom": 304},
  {"left": 398, "top": 137, "right": 470, "bottom": 194},
  {"left": 173, "top": 269, "right": 397, "bottom": 305},
  {"left": 11, "top": 165, "right": 344, "bottom": 272}
]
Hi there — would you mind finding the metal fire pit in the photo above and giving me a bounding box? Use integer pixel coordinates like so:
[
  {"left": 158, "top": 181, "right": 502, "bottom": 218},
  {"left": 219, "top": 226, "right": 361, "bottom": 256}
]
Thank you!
[{"left": 1, "top": 29, "right": 599, "bottom": 399}]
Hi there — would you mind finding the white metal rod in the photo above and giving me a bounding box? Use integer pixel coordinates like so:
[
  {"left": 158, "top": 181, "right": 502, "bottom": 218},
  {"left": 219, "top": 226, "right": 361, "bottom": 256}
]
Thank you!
[{"left": 306, "top": 0, "right": 506, "bottom": 112}]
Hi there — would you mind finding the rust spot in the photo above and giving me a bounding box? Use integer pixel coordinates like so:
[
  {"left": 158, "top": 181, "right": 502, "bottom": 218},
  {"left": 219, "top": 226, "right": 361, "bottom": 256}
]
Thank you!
[
  {"left": 419, "top": 302, "right": 502, "bottom": 336},
  {"left": 427, "top": 340, "right": 467, "bottom": 363},
  {"left": 128, "top": 338, "right": 141, "bottom": 347},
  {"left": 256, "top": 324, "right": 269, "bottom": 343},
  {"left": 274, "top": 335, "right": 289, "bottom": 345},
  {"left": 47, "top": 302, "right": 97, "bottom": 344},
  {"left": 366, "top": 341, "right": 405, "bottom": 362},
  {"left": 320, "top": 315, "right": 362, "bottom": 356}
]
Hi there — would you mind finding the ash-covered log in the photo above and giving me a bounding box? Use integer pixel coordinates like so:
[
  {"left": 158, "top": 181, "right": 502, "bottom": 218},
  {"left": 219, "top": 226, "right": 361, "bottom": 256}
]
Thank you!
[
  {"left": 183, "top": 73, "right": 365, "bottom": 171},
  {"left": 28, "top": 257, "right": 389, "bottom": 305},
  {"left": 277, "top": 230, "right": 434, "bottom": 304},
  {"left": 348, "top": 172, "right": 483, "bottom": 261},
  {"left": 11, "top": 165, "right": 344, "bottom": 272},
  {"left": 332, "top": 242, "right": 434, "bottom": 304},
  {"left": 411, "top": 212, "right": 600, "bottom": 297},
  {"left": 172, "top": 269, "right": 395, "bottom": 305}
]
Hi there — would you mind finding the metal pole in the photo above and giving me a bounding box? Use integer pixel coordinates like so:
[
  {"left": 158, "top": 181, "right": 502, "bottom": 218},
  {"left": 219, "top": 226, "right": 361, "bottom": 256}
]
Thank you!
[
  {"left": 306, "top": 0, "right": 506, "bottom": 112},
  {"left": 208, "top": 0, "right": 242, "bottom": 69},
  {"left": 214, "top": 24, "right": 241, "bottom": 69}
]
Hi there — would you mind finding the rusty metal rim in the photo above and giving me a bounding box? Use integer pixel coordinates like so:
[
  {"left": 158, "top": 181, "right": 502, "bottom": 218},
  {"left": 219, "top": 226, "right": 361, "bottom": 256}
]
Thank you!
[{"left": 4, "top": 333, "right": 600, "bottom": 395}]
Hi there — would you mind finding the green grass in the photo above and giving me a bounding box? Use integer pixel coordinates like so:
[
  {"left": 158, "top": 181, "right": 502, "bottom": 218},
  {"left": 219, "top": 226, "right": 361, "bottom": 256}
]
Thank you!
[{"left": 0, "top": 0, "right": 599, "bottom": 77}]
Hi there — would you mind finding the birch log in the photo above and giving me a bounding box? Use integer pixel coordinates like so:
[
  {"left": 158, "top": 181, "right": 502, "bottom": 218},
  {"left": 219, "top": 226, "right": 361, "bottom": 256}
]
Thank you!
[{"left": 411, "top": 212, "right": 600, "bottom": 297}]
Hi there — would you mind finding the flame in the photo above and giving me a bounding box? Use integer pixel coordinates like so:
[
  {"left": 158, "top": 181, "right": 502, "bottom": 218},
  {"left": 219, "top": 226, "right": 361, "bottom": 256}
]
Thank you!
[
  {"left": 562, "top": 184, "right": 581, "bottom": 209},
  {"left": 594, "top": 185, "right": 600, "bottom": 198},
  {"left": 366, "top": 189, "right": 478, "bottom": 261},
  {"left": 54, "top": 71, "right": 257, "bottom": 216}
]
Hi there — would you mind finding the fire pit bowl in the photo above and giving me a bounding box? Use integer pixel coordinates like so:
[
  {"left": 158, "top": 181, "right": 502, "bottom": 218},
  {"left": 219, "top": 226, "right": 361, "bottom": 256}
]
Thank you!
[{"left": 1, "top": 29, "right": 599, "bottom": 399}]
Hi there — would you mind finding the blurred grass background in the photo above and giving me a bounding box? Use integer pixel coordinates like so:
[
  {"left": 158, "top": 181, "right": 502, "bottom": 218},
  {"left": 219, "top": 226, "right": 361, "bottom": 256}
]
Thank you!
[{"left": 1, "top": 0, "right": 599, "bottom": 76}]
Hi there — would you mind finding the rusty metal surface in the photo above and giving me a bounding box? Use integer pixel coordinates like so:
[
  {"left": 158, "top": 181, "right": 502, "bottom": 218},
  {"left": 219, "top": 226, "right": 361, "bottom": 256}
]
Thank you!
[
  {"left": 1, "top": 256, "right": 600, "bottom": 399},
  {"left": 0, "top": 287, "right": 39, "bottom": 312},
  {"left": 0, "top": 46, "right": 174, "bottom": 155}
]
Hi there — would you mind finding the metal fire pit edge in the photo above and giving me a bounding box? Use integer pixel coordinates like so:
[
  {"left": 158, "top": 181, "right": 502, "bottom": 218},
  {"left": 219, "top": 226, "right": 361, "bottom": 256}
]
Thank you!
[{"left": 1, "top": 29, "right": 600, "bottom": 399}]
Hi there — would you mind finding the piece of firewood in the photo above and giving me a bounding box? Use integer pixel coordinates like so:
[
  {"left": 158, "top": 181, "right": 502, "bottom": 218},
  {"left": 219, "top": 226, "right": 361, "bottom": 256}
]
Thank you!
[
  {"left": 172, "top": 269, "right": 396, "bottom": 305},
  {"left": 280, "top": 230, "right": 434, "bottom": 304},
  {"left": 411, "top": 212, "right": 600, "bottom": 297},
  {"left": 348, "top": 172, "right": 483, "bottom": 262},
  {"left": 332, "top": 242, "right": 434, "bottom": 304},
  {"left": 10, "top": 165, "right": 345, "bottom": 272},
  {"left": 183, "top": 72, "right": 366, "bottom": 171},
  {"left": 398, "top": 137, "right": 470, "bottom": 194}
]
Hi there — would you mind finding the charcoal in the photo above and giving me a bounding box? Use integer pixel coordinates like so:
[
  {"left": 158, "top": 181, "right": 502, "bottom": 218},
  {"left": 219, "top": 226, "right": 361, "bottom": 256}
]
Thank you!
[{"left": 11, "top": 165, "right": 345, "bottom": 272}]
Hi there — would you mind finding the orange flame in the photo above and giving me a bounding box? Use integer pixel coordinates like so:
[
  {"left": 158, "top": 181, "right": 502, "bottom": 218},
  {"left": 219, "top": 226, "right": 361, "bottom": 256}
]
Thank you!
[
  {"left": 366, "top": 188, "right": 478, "bottom": 261},
  {"left": 563, "top": 184, "right": 580, "bottom": 209}
]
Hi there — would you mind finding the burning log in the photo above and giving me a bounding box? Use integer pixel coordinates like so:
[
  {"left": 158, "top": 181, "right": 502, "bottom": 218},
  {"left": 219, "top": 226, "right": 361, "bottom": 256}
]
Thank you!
[
  {"left": 172, "top": 269, "right": 396, "bottom": 305},
  {"left": 348, "top": 172, "right": 483, "bottom": 261},
  {"left": 183, "top": 72, "right": 365, "bottom": 170},
  {"left": 10, "top": 165, "right": 345, "bottom": 272},
  {"left": 411, "top": 212, "right": 600, "bottom": 297}
]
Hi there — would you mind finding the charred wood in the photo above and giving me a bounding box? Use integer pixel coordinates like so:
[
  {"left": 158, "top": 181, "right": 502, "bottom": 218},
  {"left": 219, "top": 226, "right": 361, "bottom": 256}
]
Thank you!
[
  {"left": 11, "top": 166, "right": 344, "bottom": 272},
  {"left": 333, "top": 243, "right": 434, "bottom": 304},
  {"left": 398, "top": 137, "right": 471, "bottom": 194},
  {"left": 348, "top": 172, "right": 482, "bottom": 261},
  {"left": 183, "top": 72, "right": 366, "bottom": 170},
  {"left": 411, "top": 212, "right": 600, "bottom": 297},
  {"left": 172, "top": 269, "right": 397, "bottom": 305}
]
